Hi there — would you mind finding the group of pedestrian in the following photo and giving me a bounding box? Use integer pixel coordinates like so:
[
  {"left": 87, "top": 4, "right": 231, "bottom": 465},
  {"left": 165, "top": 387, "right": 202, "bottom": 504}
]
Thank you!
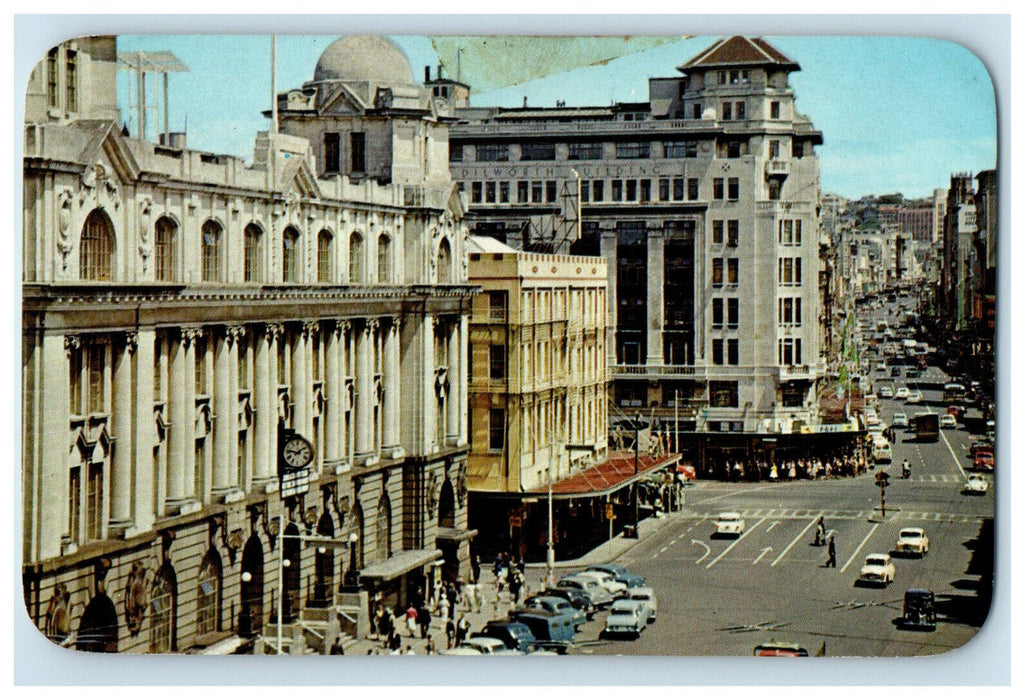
[{"left": 702, "top": 443, "right": 871, "bottom": 483}]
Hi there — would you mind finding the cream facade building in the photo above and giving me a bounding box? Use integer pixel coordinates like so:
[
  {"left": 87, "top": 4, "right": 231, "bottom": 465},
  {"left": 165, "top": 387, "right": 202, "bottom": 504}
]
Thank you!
[{"left": 22, "top": 35, "right": 476, "bottom": 653}]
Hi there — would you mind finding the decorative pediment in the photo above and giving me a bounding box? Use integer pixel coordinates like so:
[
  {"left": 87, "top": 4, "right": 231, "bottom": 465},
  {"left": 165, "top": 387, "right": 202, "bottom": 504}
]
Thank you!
[
  {"left": 78, "top": 121, "right": 141, "bottom": 185},
  {"left": 277, "top": 156, "right": 322, "bottom": 202},
  {"left": 319, "top": 84, "right": 368, "bottom": 116},
  {"left": 74, "top": 422, "right": 111, "bottom": 463}
]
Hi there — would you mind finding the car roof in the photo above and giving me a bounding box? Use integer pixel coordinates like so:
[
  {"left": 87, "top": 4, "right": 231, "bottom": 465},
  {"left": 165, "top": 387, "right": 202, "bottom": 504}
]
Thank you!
[
  {"left": 629, "top": 586, "right": 655, "bottom": 596},
  {"left": 865, "top": 553, "right": 890, "bottom": 561},
  {"left": 717, "top": 512, "right": 742, "bottom": 518},
  {"left": 899, "top": 528, "right": 925, "bottom": 535}
]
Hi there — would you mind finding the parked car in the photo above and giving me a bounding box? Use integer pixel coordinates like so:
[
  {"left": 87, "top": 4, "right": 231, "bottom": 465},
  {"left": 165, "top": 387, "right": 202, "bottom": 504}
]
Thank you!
[
  {"left": 972, "top": 444, "right": 995, "bottom": 472},
  {"left": 602, "top": 599, "right": 648, "bottom": 638},
  {"left": 906, "top": 390, "right": 923, "bottom": 404},
  {"left": 573, "top": 570, "right": 628, "bottom": 598},
  {"left": 963, "top": 474, "right": 989, "bottom": 495},
  {"left": 940, "top": 413, "right": 957, "bottom": 429},
  {"left": 894, "top": 528, "right": 930, "bottom": 557},
  {"left": 879, "top": 386, "right": 893, "bottom": 398},
  {"left": 872, "top": 437, "right": 892, "bottom": 463},
  {"left": 557, "top": 575, "right": 613, "bottom": 609},
  {"left": 753, "top": 641, "right": 809, "bottom": 657},
  {"left": 627, "top": 586, "right": 657, "bottom": 623},
  {"left": 476, "top": 621, "right": 537, "bottom": 654},
  {"left": 521, "top": 595, "right": 586, "bottom": 628},
  {"left": 444, "top": 637, "right": 522, "bottom": 656},
  {"left": 895, "top": 386, "right": 909, "bottom": 399},
  {"left": 541, "top": 586, "right": 594, "bottom": 618},
  {"left": 587, "top": 563, "right": 646, "bottom": 590},
  {"left": 892, "top": 412, "right": 909, "bottom": 428},
  {"left": 510, "top": 610, "right": 576, "bottom": 651},
  {"left": 900, "top": 588, "right": 937, "bottom": 630},
  {"left": 714, "top": 512, "right": 745, "bottom": 537},
  {"left": 857, "top": 553, "right": 896, "bottom": 587},
  {"left": 947, "top": 405, "right": 967, "bottom": 420},
  {"left": 877, "top": 362, "right": 888, "bottom": 373}
]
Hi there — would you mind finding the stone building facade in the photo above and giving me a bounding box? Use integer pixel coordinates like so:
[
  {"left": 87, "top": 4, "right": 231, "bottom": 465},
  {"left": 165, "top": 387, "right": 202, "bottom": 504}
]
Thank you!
[
  {"left": 439, "top": 37, "right": 825, "bottom": 462},
  {"left": 22, "top": 35, "right": 477, "bottom": 653}
]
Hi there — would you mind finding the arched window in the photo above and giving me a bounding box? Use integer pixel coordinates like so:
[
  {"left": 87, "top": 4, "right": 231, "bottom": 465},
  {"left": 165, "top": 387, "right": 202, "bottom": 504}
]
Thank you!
[
  {"left": 244, "top": 224, "right": 263, "bottom": 283},
  {"left": 317, "top": 229, "right": 333, "bottom": 283},
  {"left": 438, "top": 478, "right": 456, "bottom": 528},
  {"left": 195, "top": 549, "right": 222, "bottom": 636},
  {"left": 437, "top": 238, "right": 452, "bottom": 285},
  {"left": 282, "top": 226, "right": 300, "bottom": 283},
  {"left": 375, "top": 493, "right": 391, "bottom": 561},
  {"left": 79, "top": 209, "right": 114, "bottom": 281},
  {"left": 154, "top": 217, "right": 177, "bottom": 282},
  {"left": 349, "top": 232, "right": 365, "bottom": 284},
  {"left": 149, "top": 564, "right": 177, "bottom": 652},
  {"left": 377, "top": 234, "right": 392, "bottom": 284},
  {"left": 201, "top": 220, "right": 223, "bottom": 282}
]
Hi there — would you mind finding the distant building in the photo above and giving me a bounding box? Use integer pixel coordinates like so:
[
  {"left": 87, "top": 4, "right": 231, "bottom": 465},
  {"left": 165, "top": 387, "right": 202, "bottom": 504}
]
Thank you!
[{"left": 22, "top": 35, "right": 476, "bottom": 654}]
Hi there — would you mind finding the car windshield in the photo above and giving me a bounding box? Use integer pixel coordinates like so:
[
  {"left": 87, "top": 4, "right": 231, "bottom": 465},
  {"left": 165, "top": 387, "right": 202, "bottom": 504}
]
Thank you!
[
  {"left": 718, "top": 514, "right": 741, "bottom": 521},
  {"left": 900, "top": 530, "right": 923, "bottom": 538},
  {"left": 611, "top": 601, "right": 637, "bottom": 612},
  {"left": 865, "top": 556, "right": 887, "bottom": 566}
]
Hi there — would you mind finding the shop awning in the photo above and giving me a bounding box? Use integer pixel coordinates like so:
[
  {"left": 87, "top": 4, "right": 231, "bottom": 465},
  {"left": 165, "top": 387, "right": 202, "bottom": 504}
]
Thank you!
[
  {"left": 526, "top": 451, "right": 679, "bottom": 500},
  {"left": 359, "top": 548, "right": 441, "bottom": 583},
  {"left": 435, "top": 527, "right": 479, "bottom": 542}
]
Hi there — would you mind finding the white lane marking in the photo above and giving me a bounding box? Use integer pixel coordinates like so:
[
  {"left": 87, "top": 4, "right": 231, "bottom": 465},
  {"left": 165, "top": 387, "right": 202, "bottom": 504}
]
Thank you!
[
  {"left": 678, "top": 532, "right": 686, "bottom": 539},
  {"left": 690, "top": 539, "right": 711, "bottom": 564},
  {"left": 706, "top": 518, "right": 767, "bottom": 569},
  {"left": 668, "top": 539, "right": 677, "bottom": 546},
  {"left": 660, "top": 546, "right": 669, "bottom": 553},
  {"left": 771, "top": 514, "right": 823, "bottom": 567},
  {"left": 840, "top": 523, "right": 880, "bottom": 573},
  {"left": 694, "top": 485, "right": 770, "bottom": 505},
  {"left": 752, "top": 546, "right": 773, "bottom": 565},
  {"left": 940, "top": 425, "right": 971, "bottom": 477},
  {"left": 766, "top": 521, "right": 781, "bottom": 532}
]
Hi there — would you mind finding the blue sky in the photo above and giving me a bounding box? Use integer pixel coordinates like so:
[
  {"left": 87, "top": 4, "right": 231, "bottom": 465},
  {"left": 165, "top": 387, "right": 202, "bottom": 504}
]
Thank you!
[{"left": 114, "top": 34, "right": 997, "bottom": 200}]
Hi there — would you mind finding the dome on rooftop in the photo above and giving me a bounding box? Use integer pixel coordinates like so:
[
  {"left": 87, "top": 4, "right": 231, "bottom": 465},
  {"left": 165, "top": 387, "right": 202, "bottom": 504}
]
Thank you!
[{"left": 313, "top": 35, "right": 413, "bottom": 85}]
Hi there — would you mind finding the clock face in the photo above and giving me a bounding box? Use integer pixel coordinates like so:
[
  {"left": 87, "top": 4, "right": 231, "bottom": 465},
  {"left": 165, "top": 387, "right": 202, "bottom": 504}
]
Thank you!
[{"left": 282, "top": 436, "right": 314, "bottom": 469}]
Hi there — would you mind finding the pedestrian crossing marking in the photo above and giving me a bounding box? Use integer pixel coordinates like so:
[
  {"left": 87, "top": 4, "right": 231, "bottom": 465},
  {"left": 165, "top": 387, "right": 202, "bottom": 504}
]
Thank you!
[{"left": 683, "top": 508, "right": 982, "bottom": 524}]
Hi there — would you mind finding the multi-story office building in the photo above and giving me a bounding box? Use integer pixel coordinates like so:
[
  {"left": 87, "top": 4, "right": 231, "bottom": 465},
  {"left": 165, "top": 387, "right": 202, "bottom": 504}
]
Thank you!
[
  {"left": 898, "top": 202, "right": 936, "bottom": 243},
  {"left": 441, "top": 36, "right": 825, "bottom": 462},
  {"left": 22, "top": 35, "right": 476, "bottom": 653}
]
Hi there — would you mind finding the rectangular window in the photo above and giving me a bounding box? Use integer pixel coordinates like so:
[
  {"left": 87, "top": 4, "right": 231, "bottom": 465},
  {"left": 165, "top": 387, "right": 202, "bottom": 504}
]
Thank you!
[
  {"left": 517, "top": 181, "right": 529, "bottom": 203},
  {"left": 687, "top": 178, "right": 698, "bottom": 200},
  {"left": 625, "top": 179, "right": 636, "bottom": 202},
  {"left": 728, "top": 178, "right": 739, "bottom": 200},
  {"left": 663, "top": 141, "right": 698, "bottom": 158},
  {"left": 568, "top": 142, "right": 602, "bottom": 160},
  {"left": 323, "top": 132, "right": 340, "bottom": 173},
  {"left": 87, "top": 344, "right": 105, "bottom": 414},
  {"left": 770, "top": 101, "right": 781, "bottom": 119},
  {"left": 488, "top": 408, "right": 505, "bottom": 450},
  {"left": 485, "top": 181, "right": 496, "bottom": 204},
  {"left": 727, "top": 141, "right": 741, "bottom": 158},
  {"left": 546, "top": 180, "right": 557, "bottom": 202},
  {"left": 449, "top": 142, "right": 463, "bottom": 162},
  {"left": 712, "top": 220, "right": 724, "bottom": 244},
  {"left": 727, "top": 258, "right": 739, "bottom": 285},
  {"left": 471, "top": 182, "right": 483, "bottom": 203},
  {"left": 592, "top": 180, "right": 604, "bottom": 201},
  {"left": 489, "top": 345, "right": 506, "bottom": 379},
  {"left": 795, "top": 258, "right": 803, "bottom": 287},
  {"left": 488, "top": 291, "right": 507, "bottom": 321},
  {"left": 712, "top": 339, "right": 724, "bottom": 365},
  {"left": 521, "top": 143, "right": 555, "bottom": 161},
  {"left": 727, "top": 298, "right": 739, "bottom": 327},
  {"left": 476, "top": 143, "right": 508, "bottom": 162},
  {"left": 693, "top": 103, "right": 702, "bottom": 119},
  {"left": 238, "top": 343, "right": 249, "bottom": 390},
  {"left": 68, "top": 466, "right": 81, "bottom": 541},
  {"left": 795, "top": 220, "right": 803, "bottom": 245},
  {"left": 612, "top": 180, "right": 622, "bottom": 201},
  {"left": 769, "top": 140, "right": 780, "bottom": 159},
  {"left": 713, "top": 179, "right": 724, "bottom": 200},
  {"left": 659, "top": 179, "right": 670, "bottom": 201},
  {"left": 735, "top": 101, "right": 746, "bottom": 120},
  {"left": 639, "top": 179, "right": 651, "bottom": 201},
  {"left": 722, "top": 102, "right": 732, "bottom": 120},
  {"left": 499, "top": 181, "right": 510, "bottom": 203},
  {"left": 727, "top": 339, "right": 739, "bottom": 366},
  {"left": 710, "top": 381, "right": 738, "bottom": 408},
  {"left": 727, "top": 220, "right": 739, "bottom": 246},
  {"left": 795, "top": 297, "right": 803, "bottom": 326},
  {"left": 792, "top": 140, "right": 805, "bottom": 158},
  {"left": 69, "top": 344, "right": 82, "bottom": 413},
  {"left": 616, "top": 142, "right": 650, "bottom": 159},
  {"left": 769, "top": 180, "right": 782, "bottom": 200},
  {"left": 195, "top": 338, "right": 207, "bottom": 395},
  {"left": 717, "top": 70, "right": 727, "bottom": 85},
  {"left": 779, "top": 339, "right": 793, "bottom": 365},
  {"left": 531, "top": 181, "right": 543, "bottom": 203},
  {"left": 350, "top": 132, "right": 366, "bottom": 172},
  {"left": 46, "top": 48, "right": 58, "bottom": 108},
  {"left": 86, "top": 462, "right": 102, "bottom": 540},
  {"left": 65, "top": 50, "right": 77, "bottom": 112},
  {"left": 580, "top": 180, "right": 590, "bottom": 202},
  {"left": 712, "top": 298, "right": 724, "bottom": 326},
  {"left": 712, "top": 259, "right": 724, "bottom": 286},
  {"left": 674, "top": 177, "right": 686, "bottom": 200}
]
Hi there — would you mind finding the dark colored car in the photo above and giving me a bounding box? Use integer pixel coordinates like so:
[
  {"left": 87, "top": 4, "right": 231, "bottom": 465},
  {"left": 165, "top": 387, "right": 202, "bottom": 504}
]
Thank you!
[
  {"left": 541, "top": 587, "right": 594, "bottom": 618},
  {"left": 901, "top": 588, "right": 936, "bottom": 630},
  {"left": 477, "top": 621, "right": 537, "bottom": 653},
  {"left": 587, "top": 563, "right": 646, "bottom": 590}
]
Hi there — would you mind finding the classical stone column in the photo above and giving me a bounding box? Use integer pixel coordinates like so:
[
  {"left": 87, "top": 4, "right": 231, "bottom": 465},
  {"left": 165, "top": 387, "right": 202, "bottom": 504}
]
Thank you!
[
  {"left": 132, "top": 328, "right": 156, "bottom": 533},
  {"left": 181, "top": 327, "right": 201, "bottom": 502},
  {"left": 227, "top": 326, "right": 244, "bottom": 488},
  {"left": 212, "top": 329, "right": 233, "bottom": 494},
  {"left": 253, "top": 323, "right": 281, "bottom": 485},
  {"left": 646, "top": 225, "right": 666, "bottom": 366},
  {"left": 446, "top": 317, "right": 460, "bottom": 444},
  {"left": 109, "top": 331, "right": 136, "bottom": 526},
  {"left": 600, "top": 228, "right": 618, "bottom": 365},
  {"left": 382, "top": 317, "right": 402, "bottom": 453},
  {"left": 355, "top": 319, "right": 375, "bottom": 462},
  {"left": 292, "top": 323, "right": 312, "bottom": 438},
  {"left": 166, "top": 328, "right": 195, "bottom": 506},
  {"left": 325, "top": 321, "right": 342, "bottom": 466},
  {"left": 458, "top": 314, "right": 469, "bottom": 446}
]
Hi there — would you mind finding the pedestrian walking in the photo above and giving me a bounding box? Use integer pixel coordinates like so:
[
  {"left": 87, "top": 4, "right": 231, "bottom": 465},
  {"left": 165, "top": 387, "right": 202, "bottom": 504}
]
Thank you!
[
  {"left": 456, "top": 614, "right": 470, "bottom": 646},
  {"left": 445, "top": 617, "right": 456, "bottom": 648},
  {"left": 446, "top": 582, "right": 458, "bottom": 619},
  {"left": 472, "top": 580, "right": 483, "bottom": 613},
  {"left": 438, "top": 590, "right": 449, "bottom": 621},
  {"left": 471, "top": 555, "right": 481, "bottom": 583},
  {"left": 405, "top": 603, "right": 418, "bottom": 637},
  {"left": 417, "top": 604, "right": 431, "bottom": 638},
  {"left": 426, "top": 635, "right": 436, "bottom": 655},
  {"left": 825, "top": 534, "right": 837, "bottom": 568},
  {"left": 509, "top": 569, "right": 523, "bottom": 603}
]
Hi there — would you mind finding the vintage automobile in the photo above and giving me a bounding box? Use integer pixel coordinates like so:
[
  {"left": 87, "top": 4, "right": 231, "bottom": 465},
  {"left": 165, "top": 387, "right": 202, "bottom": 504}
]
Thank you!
[
  {"left": 963, "top": 474, "right": 989, "bottom": 495},
  {"left": 627, "top": 586, "right": 657, "bottom": 623},
  {"left": 587, "top": 563, "right": 646, "bottom": 590},
  {"left": 900, "top": 588, "right": 937, "bottom": 630},
  {"left": 947, "top": 405, "right": 967, "bottom": 420},
  {"left": 872, "top": 437, "right": 893, "bottom": 463},
  {"left": 892, "top": 412, "right": 909, "bottom": 428},
  {"left": 894, "top": 527, "right": 930, "bottom": 557},
  {"left": 714, "top": 512, "right": 745, "bottom": 537},
  {"left": 443, "top": 636, "right": 523, "bottom": 656},
  {"left": 557, "top": 575, "right": 614, "bottom": 609},
  {"left": 753, "top": 641, "right": 810, "bottom": 657},
  {"left": 940, "top": 413, "right": 957, "bottom": 429},
  {"left": 895, "top": 386, "right": 910, "bottom": 399},
  {"left": 972, "top": 444, "right": 995, "bottom": 472},
  {"left": 857, "top": 553, "right": 896, "bottom": 587},
  {"left": 602, "top": 598, "right": 648, "bottom": 638},
  {"left": 519, "top": 595, "right": 587, "bottom": 628},
  {"left": 906, "top": 390, "right": 923, "bottom": 404},
  {"left": 574, "top": 570, "right": 628, "bottom": 598},
  {"left": 540, "top": 587, "right": 594, "bottom": 618},
  {"left": 676, "top": 463, "right": 697, "bottom": 481}
]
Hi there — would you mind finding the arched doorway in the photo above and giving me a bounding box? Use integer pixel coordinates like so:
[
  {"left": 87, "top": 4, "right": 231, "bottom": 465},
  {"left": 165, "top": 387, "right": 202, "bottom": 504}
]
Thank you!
[
  {"left": 438, "top": 479, "right": 456, "bottom": 528},
  {"left": 437, "top": 478, "right": 459, "bottom": 584},
  {"left": 313, "top": 510, "right": 335, "bottom": 607},
  {"left": 76, "top": 592, "right": 119, "bottom": 652},
  {"left": 239, "top": 535, "right": 264, "bottom": 637},
  {"left": 282, "top": 522, "right": 302, "bottom": 623}
]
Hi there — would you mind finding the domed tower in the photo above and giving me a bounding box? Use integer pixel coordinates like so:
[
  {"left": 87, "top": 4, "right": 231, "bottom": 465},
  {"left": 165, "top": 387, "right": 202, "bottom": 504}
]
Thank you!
[{"left": 274, "top": 35, "right": 452, "bottom": 187}]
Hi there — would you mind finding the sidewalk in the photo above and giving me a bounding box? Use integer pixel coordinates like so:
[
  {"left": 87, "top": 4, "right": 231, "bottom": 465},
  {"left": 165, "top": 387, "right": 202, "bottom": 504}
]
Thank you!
[{"left": 341, "top": 507, "right": 691, "bottom": 655}]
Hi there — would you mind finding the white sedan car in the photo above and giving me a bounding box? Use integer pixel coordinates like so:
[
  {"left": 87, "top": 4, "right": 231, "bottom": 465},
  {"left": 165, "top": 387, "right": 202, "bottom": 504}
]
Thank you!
[
  {"left": 628, "top": 586, "right": 657, "bottom": 623},
  {"left": 894, "top": 527, "right": 930, "bottom": 557},
  {"left": 940, "top": 413, "right": 957, "bottom": 429},
  {"left": 892, "top": 412, "right": 909, "bottom": 428},
  {"left": 857, "top": 553, "right": 896, "bottom": 587},
  {"left": 879, "top": 386, "right": 893, "bottom": 398},
  {"left": 895, "top": 387, "right": 910, "bottom": 400},
  {"left": 714, "top": 512, "right": 745, "bottom": 537},
  {"left": 906, "top": 390, "right": 923, "bottom": 404},
  {"left": 603, "top": 599, "right": 648, "bottom": 638},
  {"left": 963, "top": 474, "right": 989, "bottom": 495}
]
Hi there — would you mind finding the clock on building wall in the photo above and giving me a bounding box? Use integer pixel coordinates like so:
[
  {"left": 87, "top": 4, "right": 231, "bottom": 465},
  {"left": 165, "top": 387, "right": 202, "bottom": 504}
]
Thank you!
[{"left": 280, "top": 433, "right": 314, "bottom": 471}]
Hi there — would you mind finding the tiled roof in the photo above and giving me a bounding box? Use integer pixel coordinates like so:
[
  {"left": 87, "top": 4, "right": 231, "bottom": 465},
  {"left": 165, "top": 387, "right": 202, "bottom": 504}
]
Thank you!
[{"left": 678, "top": 36, "right": 798, "bottom": 72}]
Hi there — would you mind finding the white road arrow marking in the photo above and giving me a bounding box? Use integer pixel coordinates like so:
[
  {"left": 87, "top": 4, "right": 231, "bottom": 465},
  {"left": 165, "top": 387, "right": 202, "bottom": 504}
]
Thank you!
[
  {"left": 766, "top": 521, "right": 781, "bottom": 532},
  {"left": 690, "top": 539, "right": 711, "bottom": 564},
  {"left": 753, "top": 546, "right": 773, "bottom": 565}
]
